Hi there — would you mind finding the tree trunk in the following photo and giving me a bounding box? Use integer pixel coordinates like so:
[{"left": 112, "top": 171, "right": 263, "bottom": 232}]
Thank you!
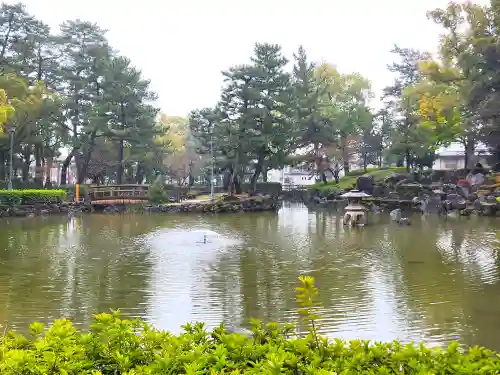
[
  {"left": 0, "top": 150, "right": 5, "bottom": 181},
  {"left": 341, "top": 135, "right": 350, "bottom": 174},
  {"left": 463, "top": 137, "right": 475, "bottom": 170},
  {"left": 135, "top": 163, "right": 145, "bottom": 184},
  {"left": 405, "top": 149, "right": 411, "bottom": 172},
  {"left": 250, "top": 153, "right": 265, "bottom": 194},
  {"left": 34, "top": 144, "right": 43, "bottom": 188},
  {"left": 45, "top": 156, "right": 53, "bottom": 188},
  {"left": 60, "top": 149, "right": 77, "bottom": 185},
  {"left": 117, "top": 139, "right": 124, "bottom": 184},
  {"left": 117, "top": 102, "right": 126, "bottom": 185},
  {"left": 263, "top": 169, "right": 268, "bottom": 182},
  {"left": 78, "top": 131, "right": 98, "bottom": 184},
  {"left": 313, "top": 142, "right": 319, "bottom": 176},
  {"left": 20, "top": 145, "right": 31, "bottom": 183},
  {"left": 234, "top": 172, "right": 242, "bottom": 194},
  {"left": 22, "top": 161, "right": 29, "bottom": 182}
]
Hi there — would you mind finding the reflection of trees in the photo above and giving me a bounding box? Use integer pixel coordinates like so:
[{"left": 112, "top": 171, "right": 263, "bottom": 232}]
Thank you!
[
  {"left": 211, "top": 208, "right": 386, "bottom": 337},
  {"left": 0, "top": 215, "right": 155, "bottom": 331},
  {"left": 204, "top": 207, "right": 500, "bottom": 350},
  {"left": 391, "top": 215, "right": 500, "bottom": 349}
]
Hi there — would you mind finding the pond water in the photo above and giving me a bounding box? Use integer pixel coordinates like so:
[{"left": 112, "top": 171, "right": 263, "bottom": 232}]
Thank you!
[{"left": 0, "top": 203, "right": 500, "bottom": 349}]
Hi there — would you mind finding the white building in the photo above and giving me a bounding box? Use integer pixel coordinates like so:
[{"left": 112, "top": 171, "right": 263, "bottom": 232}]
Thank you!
[
  {"left": 433, "top": 143, "right": 490, "bottom": 170},
  {"left": 267, "top": 166, "right": 316, "bottom": 187}
]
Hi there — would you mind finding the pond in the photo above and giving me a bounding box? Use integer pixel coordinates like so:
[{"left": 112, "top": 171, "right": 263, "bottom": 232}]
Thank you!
[{"left": 0, "top": 203, "right": 499, "bottom": 349}]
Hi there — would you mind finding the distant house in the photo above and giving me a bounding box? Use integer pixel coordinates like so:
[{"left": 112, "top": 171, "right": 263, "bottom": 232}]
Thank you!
[
  {"left": 267, "top": 166, "right": 316, "bottom": 187},
  {"left": 433, "top": 144, "right": 490, "bottom": 170}
]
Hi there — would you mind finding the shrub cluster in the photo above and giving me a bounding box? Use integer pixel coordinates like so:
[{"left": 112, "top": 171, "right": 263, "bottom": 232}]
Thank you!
[
  {"left": 0, "top": 277, "right": 498, "bottom": 374},
  {"left": 149, "top": 176, "right": 167, "bottom": 204},
  {"left": 61, "top": 184, "right": 89, "bottom": 200},
  {"left": 309, "top": 167, "right": 408, "bottom": 195},
  {"left": 0, "top": 189, "right": 67, "bottom": 205}
]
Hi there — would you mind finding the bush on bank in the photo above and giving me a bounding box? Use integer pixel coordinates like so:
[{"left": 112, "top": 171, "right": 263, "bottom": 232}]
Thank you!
[
  {"left": 309, "top": 167, "right": 408, "bottom": 195},
  {"left": 61, "top": 184, "right": 89, "bottom": 200},
  {"left": 0, "top": 189, "right": 67, "bottom": 205},
  {"left": 1, "top": 277, "right": 499, "bottom": 374}
]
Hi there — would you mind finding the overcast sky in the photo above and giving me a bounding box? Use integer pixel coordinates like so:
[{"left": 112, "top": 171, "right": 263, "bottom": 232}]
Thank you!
[{"left": 6, "top": 0, "right": 489, "bottom": 117}]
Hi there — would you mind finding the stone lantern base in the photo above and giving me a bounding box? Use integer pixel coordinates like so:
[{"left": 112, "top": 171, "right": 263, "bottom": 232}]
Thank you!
[{"left": 343, "top": 203, "right": 367, "bottom": 226}]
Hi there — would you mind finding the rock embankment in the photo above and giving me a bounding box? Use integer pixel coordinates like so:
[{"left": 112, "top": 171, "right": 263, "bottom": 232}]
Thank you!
[
  {"left": 145, "top": 196, "right": 280, "bottom": 214},
  {"left": 0, "top": 202, "right": 92, "bottom": 217}
]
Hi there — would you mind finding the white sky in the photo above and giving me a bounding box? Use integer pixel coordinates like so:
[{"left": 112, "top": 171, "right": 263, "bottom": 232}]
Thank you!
[{"left": 6, "top": 0, "right": 489, "bottom": 117}]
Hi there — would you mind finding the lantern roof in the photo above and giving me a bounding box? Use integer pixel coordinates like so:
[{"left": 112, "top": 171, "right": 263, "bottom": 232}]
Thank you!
[{"left": 340, "top": 190, "right": 371, "bottom": 198}]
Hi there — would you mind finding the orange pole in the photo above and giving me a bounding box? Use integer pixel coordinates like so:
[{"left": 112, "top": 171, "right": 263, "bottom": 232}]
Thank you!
[{"left": 75, "top": 184, "right": 79, "bottom": 202}]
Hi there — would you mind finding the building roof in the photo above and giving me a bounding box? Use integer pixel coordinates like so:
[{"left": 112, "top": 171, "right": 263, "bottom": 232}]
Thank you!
[{"left": 436, "top": 143, "right": 490, "bottom": 157}]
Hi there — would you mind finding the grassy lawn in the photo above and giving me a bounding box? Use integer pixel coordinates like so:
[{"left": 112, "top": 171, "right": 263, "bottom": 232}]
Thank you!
[{"left": 191, "top": 193, "right": 225, "bottom": 201}]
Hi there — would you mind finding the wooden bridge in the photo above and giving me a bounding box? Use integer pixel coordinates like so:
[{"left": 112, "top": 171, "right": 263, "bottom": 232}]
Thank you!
[{"left": 89, "top": 184, "right": 149, "bottom": 205}]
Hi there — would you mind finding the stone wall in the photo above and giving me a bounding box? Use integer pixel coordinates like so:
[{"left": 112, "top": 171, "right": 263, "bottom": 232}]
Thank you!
[
  {"left": 145, "top": 196, "right": 281, "bottom": 214},
  {"left": 0, "top": 202, "right": 92, "bottom": 217}
]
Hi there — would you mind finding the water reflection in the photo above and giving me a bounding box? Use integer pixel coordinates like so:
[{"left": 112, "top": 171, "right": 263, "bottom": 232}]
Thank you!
[{"left": 0, "top": 206, "right": 499, "bottom": 349}]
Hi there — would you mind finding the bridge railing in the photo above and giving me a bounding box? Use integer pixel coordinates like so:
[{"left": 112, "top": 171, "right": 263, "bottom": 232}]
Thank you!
[{"left": 89, "top": 184, "right": 150, "bottom": 202}]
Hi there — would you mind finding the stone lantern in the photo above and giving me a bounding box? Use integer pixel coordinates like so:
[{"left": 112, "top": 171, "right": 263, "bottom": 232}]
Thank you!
[{"left": 340, "top": 190, "right": 371, "bottom": 226}]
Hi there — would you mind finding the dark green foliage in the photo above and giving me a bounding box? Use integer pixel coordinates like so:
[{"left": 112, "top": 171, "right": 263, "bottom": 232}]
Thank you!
[
  {"left": 61, "top": 184, "right": 89, "bottom": 199},
  {"left": 0, "top": 3, "right": 162, "bottom": 186},
  {"left": 0, "top": 189, "right": 66, "bottom": 205},
  {"left": 189, "top": 43, "right": 296, "bottom": 194},
  {"left": 244, "top": 182, "right": 282, "bottom": 196},
  {"left": 148, "top": 175, "right": 166, "bottom": 204},
  {"left": 1, "top": 276, "right": 499, "bottom": 374},
  {"left": 382, "top": 46, "right": 434, "bottom": 170}
]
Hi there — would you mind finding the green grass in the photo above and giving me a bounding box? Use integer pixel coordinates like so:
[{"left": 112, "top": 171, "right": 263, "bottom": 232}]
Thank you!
[{"left": 309, "top": 166, "right": 407, "bottom": 194}]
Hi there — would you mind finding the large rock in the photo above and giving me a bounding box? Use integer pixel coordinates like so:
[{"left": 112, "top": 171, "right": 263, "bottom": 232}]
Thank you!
[
  {"left": 385, "top": 173, "right": 407, "bottom": 185},
  {"left": 468, "top": 172, "right": 485, "bottom": 186},
  {"left": 389, "top": 208, "right": 411, "bottom": 225},
  {"left": 444, "top": 193, "right": 467, "bottom": 210},
  {"left": 356, "top": 175, "right": 375, "bottom": 195},
  {"left": 396, "top": 183, "right": 424, "bottom": 200},
  {"left": 372, "top": 183, "right": 388, "bottom": 197},
  {"left": 420, "top": 195, "right": 443, "bottom": 214},
  {"left": 389, "top": 208, "right": 402, "bottom": 222}
]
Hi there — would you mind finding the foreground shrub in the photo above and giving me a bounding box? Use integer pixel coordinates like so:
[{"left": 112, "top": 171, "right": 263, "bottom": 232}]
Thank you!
[
  {"left": 0, "top": 189, "right": 67, "bottom": 205},
  {"left": 0, "top": 277, "right": 498, "bottom": 374}
]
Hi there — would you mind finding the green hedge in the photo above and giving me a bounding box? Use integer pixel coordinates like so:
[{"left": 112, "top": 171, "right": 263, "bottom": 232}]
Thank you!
[
  {"left": 0, "top": 189, "right": 67, "bottom": 205},
  {"left": 0, "top": 276, "right": 498, "bottom": 374}
]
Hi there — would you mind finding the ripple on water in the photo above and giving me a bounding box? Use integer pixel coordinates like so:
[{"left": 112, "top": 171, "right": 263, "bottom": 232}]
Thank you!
[{"left": 139, "top": 227, "right": 245, "bottom": 333}]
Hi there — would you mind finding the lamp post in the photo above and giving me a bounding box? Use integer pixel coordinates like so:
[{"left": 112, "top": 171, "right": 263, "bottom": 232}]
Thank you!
[
  {"left": 209, "top": 124, "right": 215, "bottom": 201},
  {"left": 7, "top": 127, "right": 15, "bottom": 191}
]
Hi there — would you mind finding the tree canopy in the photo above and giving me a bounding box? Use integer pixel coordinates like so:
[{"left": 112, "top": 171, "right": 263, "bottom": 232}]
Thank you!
[{"left": 1, "top": 0, "right": 498, "bottom": 189}]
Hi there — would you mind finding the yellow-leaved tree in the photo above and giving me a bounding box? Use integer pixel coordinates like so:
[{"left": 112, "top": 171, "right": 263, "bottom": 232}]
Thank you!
[
  {"left": 405, "top": 59, "right": 479, "bottom": 168},
  {"left": 157, "top": 113, "right": 204, "bottom": 186},
  {"left": 405, "top": 2, "right": 489, "bottom": 168}
]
